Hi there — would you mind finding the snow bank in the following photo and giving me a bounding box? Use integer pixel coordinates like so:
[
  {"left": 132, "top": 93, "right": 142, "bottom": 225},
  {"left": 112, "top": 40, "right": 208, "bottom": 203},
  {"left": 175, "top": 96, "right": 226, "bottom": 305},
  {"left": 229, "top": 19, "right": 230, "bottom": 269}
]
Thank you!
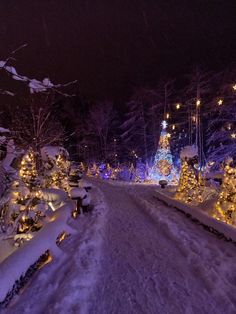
[
  {"left": 0, "top": 200, "right": 76, "bottom": 303},
  {"left": 180, "top": 145, "right": 198, "bottom": 159},
  {"left": 0, "top": 127, "right": 10, "bottom": 133},
  {"left": 41, "top": 146, "right": 68, "bottom": 161},
  {"left": 155, "top": 190, "right": 236, "bottom": 242}
]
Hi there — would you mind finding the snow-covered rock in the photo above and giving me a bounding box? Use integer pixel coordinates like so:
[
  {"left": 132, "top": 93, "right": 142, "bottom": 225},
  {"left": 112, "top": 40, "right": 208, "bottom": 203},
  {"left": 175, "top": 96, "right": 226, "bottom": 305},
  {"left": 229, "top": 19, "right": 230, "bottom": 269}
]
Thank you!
[
  {"left": 69, "top": 187, "right": 91, "bottom": 207},
  {"left": 41, "top": 188, "right": 69, "bottom": 211}
]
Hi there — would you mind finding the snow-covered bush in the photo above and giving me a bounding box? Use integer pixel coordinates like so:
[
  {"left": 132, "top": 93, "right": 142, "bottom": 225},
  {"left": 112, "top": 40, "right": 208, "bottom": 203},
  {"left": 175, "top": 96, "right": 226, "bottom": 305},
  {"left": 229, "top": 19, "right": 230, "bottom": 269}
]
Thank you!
[
  {"left": 41, "top": 146, "right": 70, "bottom": 190},
  {"left": 212, "top": 161, "right": 236, "bottom": 225},
  {"left": 175, "top": 146, "right": 204, "bottom": 204}
]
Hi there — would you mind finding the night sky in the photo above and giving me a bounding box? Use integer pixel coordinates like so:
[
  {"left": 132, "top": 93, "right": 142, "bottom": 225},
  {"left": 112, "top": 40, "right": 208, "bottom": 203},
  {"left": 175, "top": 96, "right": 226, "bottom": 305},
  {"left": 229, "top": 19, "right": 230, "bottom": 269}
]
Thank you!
[{"left": 0, "top": 0, "right": 235, "bottom": 102}]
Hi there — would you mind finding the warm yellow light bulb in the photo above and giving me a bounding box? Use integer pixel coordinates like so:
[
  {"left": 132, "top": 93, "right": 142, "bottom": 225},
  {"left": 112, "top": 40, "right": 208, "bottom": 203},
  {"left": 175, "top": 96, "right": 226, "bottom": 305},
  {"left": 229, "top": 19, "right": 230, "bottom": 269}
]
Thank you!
[
  {"left": 176, "top": 103, "right": 181, "bottom": 109},
  {"left": 196, "top": 99, "right": 201, "bottom": 107}
]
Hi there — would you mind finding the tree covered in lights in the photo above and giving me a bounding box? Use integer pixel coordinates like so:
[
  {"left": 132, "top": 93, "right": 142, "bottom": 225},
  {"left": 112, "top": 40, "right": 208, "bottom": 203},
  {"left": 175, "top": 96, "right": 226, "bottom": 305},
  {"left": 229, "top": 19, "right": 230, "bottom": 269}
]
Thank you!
[
  {"left": 87, "top": 162, "right": 99, "bottom": 177},
  {"left": 19, "top": 148, "right": 38, "bottom": 189},
  {"left": 6, "top": 180, "right": 45, "bottom": 242},
  {"left": 175, "top": 146, "right": 203, "bottom": 204},
  {"left": 149, "top": 120, "right": 177, "bottom": 184},
  {"left": 213, "top": 159, "right": 236, "bottom": 225},
  {"left": 41, "top": 146, "right": 70, "bottom": 190}
]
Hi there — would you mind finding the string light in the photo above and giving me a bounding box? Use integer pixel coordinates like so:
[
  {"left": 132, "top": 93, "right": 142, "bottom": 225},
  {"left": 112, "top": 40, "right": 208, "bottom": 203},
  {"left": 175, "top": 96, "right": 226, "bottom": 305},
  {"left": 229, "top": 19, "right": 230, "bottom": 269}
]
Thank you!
[
  {"left": 175, "top": 160, "right": 203, "bottom": 204},
  {"left": 213, "top": 162, "right": 236, "bottom": 224},
  {"left": 166, "top": 113, "right": 170, "bottom": 119},
  {"left": 149, "top": 120, "right": 177, "bottom": 184},
  {"left": 231, "top": 133, "right": 236, "bottom": 139},
  {"left": 218, "top": 99, "right": 223, "bottom": 105},
  {"left": 233, "top": 84, "right": 236, "bottom": 91},
  {"left": 172, "top": 125, "right": 176, "bottom": 130}
]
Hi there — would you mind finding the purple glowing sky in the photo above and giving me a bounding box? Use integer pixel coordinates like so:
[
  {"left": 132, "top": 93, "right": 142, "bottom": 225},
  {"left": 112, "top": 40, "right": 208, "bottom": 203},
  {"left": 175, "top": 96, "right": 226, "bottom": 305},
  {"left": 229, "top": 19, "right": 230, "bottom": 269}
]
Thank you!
[{"left": 0, "top": 0, "right": 235, "bottom": 101}]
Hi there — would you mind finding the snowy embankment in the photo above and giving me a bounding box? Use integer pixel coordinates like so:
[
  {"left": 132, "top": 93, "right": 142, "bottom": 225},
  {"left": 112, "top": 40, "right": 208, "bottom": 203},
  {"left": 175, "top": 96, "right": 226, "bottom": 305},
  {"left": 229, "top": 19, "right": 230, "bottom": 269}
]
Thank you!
[
  {"left": 108, "top": 179, "right": 236, "bottom": 242},
  {"left": 154, "top": 190, "right": 236, "bottom": 242},
  {"left": 0, "top": 200, "right": 75, "bottom": 304},
  {"left": 4, "top": 184, "right": 107, "bottom": 314}
]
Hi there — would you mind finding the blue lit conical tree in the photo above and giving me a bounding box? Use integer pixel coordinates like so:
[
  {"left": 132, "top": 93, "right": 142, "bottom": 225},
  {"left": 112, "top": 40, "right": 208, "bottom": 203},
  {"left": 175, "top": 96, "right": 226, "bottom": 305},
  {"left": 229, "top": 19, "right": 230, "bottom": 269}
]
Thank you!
[{"left": 149, "top": 121, "right": 177, "bottom": 184}]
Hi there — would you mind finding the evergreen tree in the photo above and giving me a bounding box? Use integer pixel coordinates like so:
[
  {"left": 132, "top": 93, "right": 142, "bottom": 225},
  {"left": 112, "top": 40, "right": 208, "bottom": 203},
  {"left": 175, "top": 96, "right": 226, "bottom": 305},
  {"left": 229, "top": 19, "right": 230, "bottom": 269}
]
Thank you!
[
  {"left": 149, "top": 121, "right": 177, "bottom": 183},
  {"left": 213, "top": 160, "right": 236, "bottom": 225},
  {"left": 175, "top": 146, "right": 203, "bottom": 204},
  {"left": 19, "top": 148, "right": 38, "bottom": 188}
]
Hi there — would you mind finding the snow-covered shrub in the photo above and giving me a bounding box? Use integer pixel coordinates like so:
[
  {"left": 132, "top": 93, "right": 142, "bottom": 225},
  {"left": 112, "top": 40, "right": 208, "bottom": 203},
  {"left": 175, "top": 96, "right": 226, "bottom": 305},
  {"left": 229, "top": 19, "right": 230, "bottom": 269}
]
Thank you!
[
  {"left": 175, "top": 146, "right": 204, "bottom": 205},
  {"left": 41, "top": 146, "right": 70, "bottom": 191},
  {"left": 212, "top": 161, "right": 236, "bottom": 225}
]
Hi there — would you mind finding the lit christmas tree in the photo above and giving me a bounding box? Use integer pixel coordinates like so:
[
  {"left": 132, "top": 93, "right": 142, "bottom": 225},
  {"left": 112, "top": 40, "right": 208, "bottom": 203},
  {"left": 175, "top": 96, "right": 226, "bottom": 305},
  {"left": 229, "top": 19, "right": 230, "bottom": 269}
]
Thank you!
[
  {"left": 51, "top": 154, "right": 70, "bottom": 190},
  {"left": 213, "top": 160, "right": 236, "bottom": 225},
  {"left": 149, "top": 120, "right": 177, "bottom": 184},
  {"left": 19, "top": 148, "right": 38, "bottom": 188},
  {"left": 175, "top": 146, "right": 203, "bottom": 204},
  {"left": 41, "top": 146, "right": 70, "bottom": 190},
  {"left": 6, "top": 179, "right": 46, "bottom": 244}
]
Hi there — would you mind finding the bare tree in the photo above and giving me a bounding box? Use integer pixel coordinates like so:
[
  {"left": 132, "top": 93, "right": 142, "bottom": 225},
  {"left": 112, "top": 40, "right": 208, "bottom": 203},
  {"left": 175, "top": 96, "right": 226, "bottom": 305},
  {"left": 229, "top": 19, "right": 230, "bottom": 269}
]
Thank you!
[
  {"left": 10, "top": 94, "right": 65, "bottom": 152},
  {"left": 84, "top": 101, "right": 117, "bottom": 160},
  {"left": 206, "top": 68, "right": 236, "bottom": 166}
]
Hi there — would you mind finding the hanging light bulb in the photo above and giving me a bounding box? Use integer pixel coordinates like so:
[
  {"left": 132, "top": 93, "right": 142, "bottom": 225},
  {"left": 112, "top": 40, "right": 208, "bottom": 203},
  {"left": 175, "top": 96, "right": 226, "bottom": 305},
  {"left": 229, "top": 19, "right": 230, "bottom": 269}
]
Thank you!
[
  {"left": 166, "top": 113, "right": 170, "bottom": 119},
  {"left": 176, "top": 103, "right": 181, "bottom": 110},
  {"left": 233, "top": 84, "right": 236, "bottom": 91},
  {"left": 218, "top": 99, "right": 223, "bottom": 105},
  {"left": 172, "top": 124, "right": 176, "bottom": 130},
  {"left": 196, "top": 99, "right": 201, "bottom": 107}
]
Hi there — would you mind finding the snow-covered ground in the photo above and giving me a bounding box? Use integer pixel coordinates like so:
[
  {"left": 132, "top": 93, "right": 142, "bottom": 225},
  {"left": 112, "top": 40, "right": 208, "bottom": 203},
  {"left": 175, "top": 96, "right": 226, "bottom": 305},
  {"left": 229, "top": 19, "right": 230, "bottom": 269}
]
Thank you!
[
  {"left": 3, "top": 179, "right": 236, "bottom": 313},
  {"left": 3, "top": 184, "right": 107, "bottom": 314}
]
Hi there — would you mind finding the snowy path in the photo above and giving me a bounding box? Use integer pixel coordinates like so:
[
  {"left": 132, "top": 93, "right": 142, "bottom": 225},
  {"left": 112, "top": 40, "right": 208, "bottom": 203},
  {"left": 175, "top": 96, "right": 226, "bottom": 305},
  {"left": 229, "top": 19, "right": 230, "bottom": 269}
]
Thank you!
[
  {"left": 4, "top": 180, "right": 236, "bottom": 314},
  {"left": 88, "top": 180, "right": 236, "bottom": 314}
]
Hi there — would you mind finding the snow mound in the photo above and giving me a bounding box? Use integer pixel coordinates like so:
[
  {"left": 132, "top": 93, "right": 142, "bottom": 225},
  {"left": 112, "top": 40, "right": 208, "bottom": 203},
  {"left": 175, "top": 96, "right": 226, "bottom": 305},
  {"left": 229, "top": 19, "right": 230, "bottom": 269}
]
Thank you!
[
  {"left": 0, "top": 127, "right": 10, "bottom": 133},
  {"left": 41, "top": 146, "right": 69, "bottom": 161},
  {"left": 0, "top": 200, "right": 75, "bottom": 303},
  {"left": 180, "top": 145, "right": 198, "bottom": 159}
]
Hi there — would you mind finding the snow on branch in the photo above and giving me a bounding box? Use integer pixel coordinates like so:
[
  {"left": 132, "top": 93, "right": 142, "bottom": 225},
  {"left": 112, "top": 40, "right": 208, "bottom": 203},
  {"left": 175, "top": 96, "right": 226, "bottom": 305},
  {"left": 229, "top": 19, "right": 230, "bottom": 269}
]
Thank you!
[{"left": 0, "top": 44, "right": 77, "bottom": 97}]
